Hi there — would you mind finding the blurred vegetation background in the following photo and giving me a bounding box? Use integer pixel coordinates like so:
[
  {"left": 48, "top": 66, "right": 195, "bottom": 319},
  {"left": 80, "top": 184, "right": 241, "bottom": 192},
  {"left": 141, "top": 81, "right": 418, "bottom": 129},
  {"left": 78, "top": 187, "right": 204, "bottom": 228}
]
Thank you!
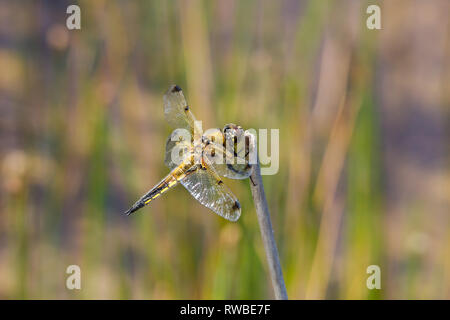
[{"left": 0, "top": 0, "right": 449, "bottom": 299}]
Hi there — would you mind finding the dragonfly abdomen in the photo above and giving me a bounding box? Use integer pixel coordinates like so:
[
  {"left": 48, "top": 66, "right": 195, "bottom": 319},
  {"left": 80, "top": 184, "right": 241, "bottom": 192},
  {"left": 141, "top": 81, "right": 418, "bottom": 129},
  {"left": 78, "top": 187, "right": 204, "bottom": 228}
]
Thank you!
[
  {"left": 124, "top": 156, "right": 196, "bottom": 215},
  {"left": 124, "top": 174, "right": 178, "bottom": 215}
]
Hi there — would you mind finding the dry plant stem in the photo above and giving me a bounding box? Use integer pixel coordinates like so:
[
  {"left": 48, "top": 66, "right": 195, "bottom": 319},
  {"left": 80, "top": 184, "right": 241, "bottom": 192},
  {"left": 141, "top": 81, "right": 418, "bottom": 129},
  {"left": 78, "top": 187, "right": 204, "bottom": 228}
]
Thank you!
[{"left": 250, "top": 161, "right": 288, "bottom": 300}]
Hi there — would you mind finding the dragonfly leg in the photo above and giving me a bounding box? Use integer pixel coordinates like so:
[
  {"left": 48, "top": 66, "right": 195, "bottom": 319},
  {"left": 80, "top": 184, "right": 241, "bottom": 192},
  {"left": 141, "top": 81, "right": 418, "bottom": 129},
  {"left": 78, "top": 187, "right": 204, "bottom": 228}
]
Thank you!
[{"left": 249, "top": 174, "right": 257, "bottom": 187}]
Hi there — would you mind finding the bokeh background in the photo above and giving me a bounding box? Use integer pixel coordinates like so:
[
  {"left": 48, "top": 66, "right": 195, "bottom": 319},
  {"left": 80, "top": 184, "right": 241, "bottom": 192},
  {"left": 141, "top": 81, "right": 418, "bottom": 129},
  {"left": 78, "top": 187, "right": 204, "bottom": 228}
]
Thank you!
[{"left": 0, "top": 0, "right": 449, "bottom": 299}]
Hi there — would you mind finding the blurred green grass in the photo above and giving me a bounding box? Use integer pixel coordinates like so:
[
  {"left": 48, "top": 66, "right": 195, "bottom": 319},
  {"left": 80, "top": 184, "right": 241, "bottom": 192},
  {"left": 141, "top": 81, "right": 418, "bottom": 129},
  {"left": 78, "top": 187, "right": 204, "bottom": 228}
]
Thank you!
[{"left": 0, "top": 0, "right": 449, "bottom": 299}]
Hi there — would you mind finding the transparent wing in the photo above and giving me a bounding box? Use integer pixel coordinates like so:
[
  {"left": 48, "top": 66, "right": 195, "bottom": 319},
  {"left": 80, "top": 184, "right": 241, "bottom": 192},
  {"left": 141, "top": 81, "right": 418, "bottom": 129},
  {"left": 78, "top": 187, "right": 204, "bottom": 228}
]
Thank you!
[
  {"left": 180, "top": 162, "right": 242, "bottom": 222},
  {"left": 163, "top": 85, "right": 197, "bottom": 132},
  {"left": 165, "top": 130, "right": 193, "bottom": 170}
]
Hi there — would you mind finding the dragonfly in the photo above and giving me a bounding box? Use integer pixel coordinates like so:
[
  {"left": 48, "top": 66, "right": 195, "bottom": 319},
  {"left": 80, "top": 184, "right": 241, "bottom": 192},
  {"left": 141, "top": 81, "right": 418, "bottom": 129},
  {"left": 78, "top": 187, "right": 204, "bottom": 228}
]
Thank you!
[{"left": 124, "top": 85, "right": 254, "bottom": 221}]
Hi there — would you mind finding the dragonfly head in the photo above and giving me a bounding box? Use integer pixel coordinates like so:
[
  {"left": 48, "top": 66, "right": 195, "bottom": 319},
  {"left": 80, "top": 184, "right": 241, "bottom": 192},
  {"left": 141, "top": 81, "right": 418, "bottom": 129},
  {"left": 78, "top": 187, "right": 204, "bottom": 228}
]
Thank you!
[{"left": 223, "top": 123, "right": 245, "bottom": 141}]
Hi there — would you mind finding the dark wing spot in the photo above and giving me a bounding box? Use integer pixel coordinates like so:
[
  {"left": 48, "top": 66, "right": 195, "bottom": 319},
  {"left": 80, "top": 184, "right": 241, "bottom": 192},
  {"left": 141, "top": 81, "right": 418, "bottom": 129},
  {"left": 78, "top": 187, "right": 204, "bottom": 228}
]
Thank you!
[
  {"left": 232, "top": 201, "right": 241, "bottom": 210},
  {"left": 184, "top": 105, "right": 190, "bottom": 111},
  {"left": 171, "top": 85, "right": 182, "bottom": 92},
  {"left": 218, "top": 180, "right": 223, "bottom": 185}
]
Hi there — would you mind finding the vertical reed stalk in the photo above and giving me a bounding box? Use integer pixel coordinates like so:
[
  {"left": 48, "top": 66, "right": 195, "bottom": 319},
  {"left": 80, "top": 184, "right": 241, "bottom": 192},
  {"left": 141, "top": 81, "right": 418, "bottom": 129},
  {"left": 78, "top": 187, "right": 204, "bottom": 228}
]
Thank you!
[{"left": 250, "top": 160, "right": 288, "bottom": 300}]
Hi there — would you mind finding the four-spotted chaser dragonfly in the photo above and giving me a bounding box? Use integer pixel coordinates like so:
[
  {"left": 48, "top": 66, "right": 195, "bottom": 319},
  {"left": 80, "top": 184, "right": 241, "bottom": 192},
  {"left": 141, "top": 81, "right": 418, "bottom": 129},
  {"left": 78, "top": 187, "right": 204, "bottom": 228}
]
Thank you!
[{"left": 124, "top": 85, "right": 254, "bottom": 221}]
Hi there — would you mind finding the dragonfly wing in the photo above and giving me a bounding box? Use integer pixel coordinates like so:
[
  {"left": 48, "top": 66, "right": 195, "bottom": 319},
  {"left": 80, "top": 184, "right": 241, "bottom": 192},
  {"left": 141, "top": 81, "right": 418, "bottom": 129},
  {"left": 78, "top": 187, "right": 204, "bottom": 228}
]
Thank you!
[
  {"left": 180, "top": 164, "right": 241, "bottom": 222},
  {"left": 164, "top": 85, "right": 197, "bottom": 132},
  {"left": 164, "top": 130, "right": 192, "bottom": 170}
]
